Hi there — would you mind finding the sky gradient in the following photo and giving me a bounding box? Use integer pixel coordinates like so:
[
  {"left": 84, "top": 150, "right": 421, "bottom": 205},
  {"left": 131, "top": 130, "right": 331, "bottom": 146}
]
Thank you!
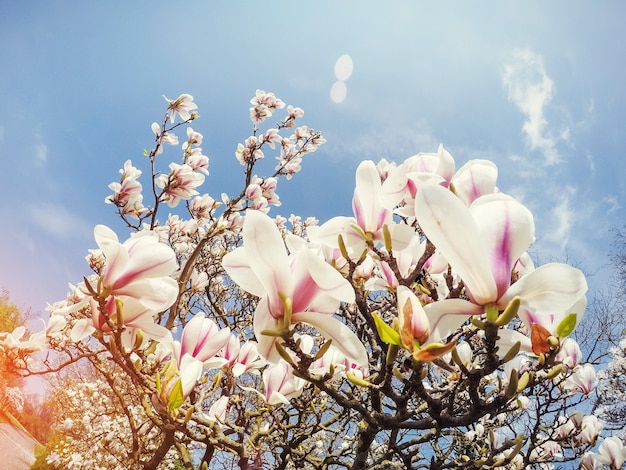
[{"left": 1, "top": 2, "right": 625, "bottom": 319}]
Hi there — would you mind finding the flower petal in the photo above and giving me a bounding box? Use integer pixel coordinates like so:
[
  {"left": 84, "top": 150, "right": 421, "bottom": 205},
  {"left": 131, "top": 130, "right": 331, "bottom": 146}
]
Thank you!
[
  {"left": 241, "top": 210, "right": 292, "bottom": 315},
  {"left": 415, "top": 184, "right": 496, "bottom": 304},
  {"left": 423, "top": 299, "right": 483, "bottom": 341},
  {"left": 451, "top": 159, "right": 498, "bottom": 206},
  {"left": 353, "top": 160, "right": 390, "bottom": 233},
  {"left": 294, "top": 312, "right": 369, "bottom": 367},
  {"left": 470, "top": 193, "right": 534, "bottom": 299},
  {"left": 499, "top": 263, "right": 588, "bottom": 314}
]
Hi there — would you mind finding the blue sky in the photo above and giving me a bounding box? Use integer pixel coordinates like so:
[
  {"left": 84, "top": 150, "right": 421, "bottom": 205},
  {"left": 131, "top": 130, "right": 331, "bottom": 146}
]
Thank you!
[{"left": 1, "top": 2, "right": 625, "bottom": 318}]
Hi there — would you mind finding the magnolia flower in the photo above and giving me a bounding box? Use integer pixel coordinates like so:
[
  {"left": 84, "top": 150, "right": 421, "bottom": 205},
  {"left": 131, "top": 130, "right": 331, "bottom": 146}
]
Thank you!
[
  {"left": 577, "top": 415, "right": 604, "bottom": 445},
  {"left": 415, "top": 185, "right": 587, "bottom": 349},
  {"left": 580, "top": 452, "right": 603, "bottom": 470},
  {"left": 222, "top": 210, "right": 368, "bottom": 366},
  {"left": 365, "top": 235, "right": 426, "bottom": 291},
  {"left": 529, "top": 440, "right": 562, "bottom": 462},
  {"left": 151, "top": 122, "right": 179, "bottom": 148},
  {"left": 205, "top": 396, "right": 229, "bottom": 426},
  {"left": 177, "top": 313, "right": 231, "bottom": 368},
  {"left": 163, "top": 93, "right": 197, "bottom": 123},
  {"left": 597, "top": 436, "right": 626, "bottom": 469},
  {"left": 188, "top": 194, "right": 219, "bottom": 221},
  {"left": 249, "top": 89, "right": 285, "bottom": 124},
  {"left": 563, "top": 363, "right": 597, "bottom": 395},
  {"left": 183, "top": 127, "right": 203, "bottom": 150},
  {"left": 449, "top": 159, "right": 498, "bottom": 206},
  {"left": 382, "top": 144, "right": 456, "bottom": 207},
  {"left": 263, "top": 361, "right": 305, "bottom": 405},
  {"left": 221, "top": 336, "right": 266, "bottom": 376},
  {"left": 185, "top": 147, "right": 209, "bottom": 175},
  {"left": 106, "top": 160, "right": 145, "bottom": 218},
  {"left": 555, "top": 337, "right": 583, "bottom": 369},
  {"left": 156, "top": 162, "right": 206, "bottom": 208},
  {"left": 71, "top": 296, "right": 172, "bottom": 347},
  {"left": 93, "top": 225, "right": 178, "bottom": 311},
  {"left": 310, "top": 160, "right": 414, "bottom": 259}
]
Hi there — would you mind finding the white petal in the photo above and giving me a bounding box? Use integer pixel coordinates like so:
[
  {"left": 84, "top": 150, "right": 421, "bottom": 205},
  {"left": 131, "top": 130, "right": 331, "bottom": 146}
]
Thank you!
[
  {"left": 416, "top": 184, "right": 496, "bottom": 304},
  {"left": 294, "top": 312, "right": 368, "bottom": 367}
]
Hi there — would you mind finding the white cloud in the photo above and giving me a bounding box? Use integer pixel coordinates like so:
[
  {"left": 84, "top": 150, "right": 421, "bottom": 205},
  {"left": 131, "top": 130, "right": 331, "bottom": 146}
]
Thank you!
[
  {"left": 34, "top": 142, "right": 48, "bottom": 165},
  {"left": 545, "top": 190, "right": 574, "bottom": 249},
  {"left": 503, "top": 49, "right": 564, "bottom": 165},
  {"left": 25, "top": 202, "right": 91, "bottom": 239},
  {"left": 603, "top": 195, "right": 621, "bottom": 214},
  {"left": 327, "top": 117, "right": 438, "bottom": 162}
]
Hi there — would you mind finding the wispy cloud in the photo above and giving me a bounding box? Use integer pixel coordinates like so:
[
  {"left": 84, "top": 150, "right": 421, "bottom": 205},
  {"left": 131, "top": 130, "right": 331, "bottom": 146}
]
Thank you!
[
  {"left": 603, "top": 195, "right": 621, "bottom": 214},
  {"left": 543, "top": 186, "right": 576, "bottom": 250},
  {"left": 25, "top": 202, "right": 92, "bottom": 240},
  {"left": 34, "top": 141, "right": 48, "bottom": 166},
  {"left": 503, "top": 49, "right": 567, "bottom": 165},
  {"left": 327, "top": 118, "right": 438, "bottom": 161}
]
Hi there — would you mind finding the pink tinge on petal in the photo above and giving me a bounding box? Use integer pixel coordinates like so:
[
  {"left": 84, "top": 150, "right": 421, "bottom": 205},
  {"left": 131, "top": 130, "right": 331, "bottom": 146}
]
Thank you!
[
  {"left": 291, "top": 271, "right": 320, "bottom": 315},
  {"left": 491, "top": 210, "right": 513, "bottom": 299}
]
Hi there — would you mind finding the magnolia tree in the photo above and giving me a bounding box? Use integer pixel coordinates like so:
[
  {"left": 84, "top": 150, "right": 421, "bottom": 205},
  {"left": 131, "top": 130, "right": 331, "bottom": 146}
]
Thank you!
[{"left": 1, "top": 92, "right": 623, "bottom": 469}]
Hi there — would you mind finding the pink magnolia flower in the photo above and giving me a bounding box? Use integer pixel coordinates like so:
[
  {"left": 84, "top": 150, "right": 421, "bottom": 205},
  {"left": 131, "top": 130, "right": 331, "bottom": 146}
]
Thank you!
[
  {"left": 309, "top": 160, "right": 414, "bottom": 258},
  {"left": 530, "top": 440, "right": 562, "bottom": 462},
  {"left": 364, "top": 235, "right": 425, "bottom": 291},
  {"left": 156, "top": 162, "right": 206, "bottom": 208},
  {"left": 382, "top": 145, "right": 456, "bottom": 205},
  {"left": 93, "top": 225, "right": 179, "bottom": 311},
  {"left": 222, "top": 210, "right": 368, "bottom": 366},
  {"left": 563, "top": 363, "right": 596, "bottom": 395},
  {"left": 449, "top": 159, "right": 498, "bottom": 206},
  {"left": 183, "top": 127, "right": 203, "bottom": 150},
  {"left": 105, "top": 160, "right": 145, "bottom": 218},
  {"left": 163, "top": 93, "right": 197, "bottom": 123},
  {"left": 577, "top": 415, "right": 604, "bottom": 445},
  {"left": 580, "top": 452, "right": 603, "bottom": 470},
  {"left": 555, "top": 337, "right": 583, "bottom": 369},
  {"left": 249, "top": 90, "right": 285, "bottom": 125},
  {"left": 71, "top": 296, "right": 172, "bottom": 347},
  {"left": 597, "top": 436, "right": 626, "bottom": 469},
  {"left": 263, "top": 361, "right": 305, "bottom": 405},
  {"left": 397, "top": 286, "right": 430, "bottom": 348},
  {"left": 205, "top": 396, "right": 229, "bottom": 425},
  {"left": 185, "top": 147, "right": 209, "bottom": 175},
  {"left": 414, "top": 185, "right": 587, "bottom": 346},
  {"left": 221, "top": 336, "right": 266, "bottom": 377},
  {"left": 178, "top": 313, "right": 231, "bottom": 367}
]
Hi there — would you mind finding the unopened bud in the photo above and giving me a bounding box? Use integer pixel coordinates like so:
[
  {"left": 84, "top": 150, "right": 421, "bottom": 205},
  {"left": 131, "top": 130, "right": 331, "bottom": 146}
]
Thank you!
[
  {"left": 546, "top": 363, "right": 564, "bottom": 379},
  {"left": 517, "top": 371, "right": 531, "bottom": 392},
  {"left": 505, "top": 369, "right": 519, "bottom": 399},
  {"left": 346, "top": 372, "right": 370, "bottom": 388},
  {"left": 495, "top": 296, "right": 520, "bottom": 326},
  {"left": 502, "top": 341, "right": 521, "bottom": 363}
]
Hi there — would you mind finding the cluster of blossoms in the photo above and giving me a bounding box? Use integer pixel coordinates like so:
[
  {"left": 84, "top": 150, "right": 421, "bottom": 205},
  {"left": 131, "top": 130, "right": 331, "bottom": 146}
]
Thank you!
[{"left": 1, "top": 92, "right": 622, "bottom": 469}]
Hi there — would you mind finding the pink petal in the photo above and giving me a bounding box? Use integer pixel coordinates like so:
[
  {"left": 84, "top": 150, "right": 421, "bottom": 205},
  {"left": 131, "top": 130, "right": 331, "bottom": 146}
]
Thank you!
[
  {"left": 451, "top": 159, "right": 498, "bottom": 206},
  {"left": 415, "top": 184, "right": 496, "bottom": 305},
  {"left": 352, "top": 160, "right": 390, "bottom": 233},
  {"left": 423, "top": 299, "right": 483, "bottom": 342},
  {"left": 470, "top": 194, "right": 534, "bottom": 299},
  {"left": 241, "top": 210, "right": 292, "bottom": 317},
  {"left": 114, "top": 277, "right": 178, "bottom": 311}
]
